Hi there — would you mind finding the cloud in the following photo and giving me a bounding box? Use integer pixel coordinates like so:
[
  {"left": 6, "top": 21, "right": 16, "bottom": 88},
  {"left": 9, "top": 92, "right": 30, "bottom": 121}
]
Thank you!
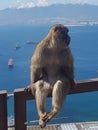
[
  {"left": 9, "top": 0, "right": 49, "bottom": 9},
  {"left": 15, "top": 2, "right": 35, "bottom": 9},
  {"left": 62, "top": 0, "right": 98, "bottom": 5},
  {"left": 36, "top": 0, "right": 49, "bottom": 7},
  {"left": 9, "top": 0, "right": 98, "bottom": 9}
]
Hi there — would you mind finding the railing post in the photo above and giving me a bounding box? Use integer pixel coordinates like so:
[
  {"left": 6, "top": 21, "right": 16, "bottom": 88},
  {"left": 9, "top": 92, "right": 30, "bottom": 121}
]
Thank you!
[
  {"left": 14, "top": 88, "right": 27, "bottom": 130},
  {"left": 0, "top": 90, "right": 7, "bottom": 130}
]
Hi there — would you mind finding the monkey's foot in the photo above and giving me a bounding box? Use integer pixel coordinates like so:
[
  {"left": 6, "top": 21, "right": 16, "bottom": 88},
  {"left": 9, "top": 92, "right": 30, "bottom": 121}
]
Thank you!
[
  {"left": 39, "top": 112, "right": 47, "bottom": 120},
  {"left": 44, "top": 111, "right": 57, "bottom": 122},
  {"left": 39, "top": 118, "right": 46, "bottom": 128}
]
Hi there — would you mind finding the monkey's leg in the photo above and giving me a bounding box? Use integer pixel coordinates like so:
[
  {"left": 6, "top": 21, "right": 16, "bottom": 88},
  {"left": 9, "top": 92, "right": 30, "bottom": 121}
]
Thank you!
[
  {"left": 45, "top": 79, "right": 70, "bottom": 122},
  {"left": 35, "top": 80, "right": 51, "bottom": 128}
]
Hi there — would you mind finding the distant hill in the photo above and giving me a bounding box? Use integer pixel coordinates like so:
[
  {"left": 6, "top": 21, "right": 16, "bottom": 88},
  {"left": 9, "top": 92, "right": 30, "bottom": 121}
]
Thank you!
[{"left": 0, "top": 4, "right": 98, "bottom": 25}]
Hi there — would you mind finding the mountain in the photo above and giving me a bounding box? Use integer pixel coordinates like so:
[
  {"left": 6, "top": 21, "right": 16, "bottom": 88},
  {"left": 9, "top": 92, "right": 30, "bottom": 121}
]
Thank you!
[{"left": 0, "top": 4, "right": 98, "bottom": 25}]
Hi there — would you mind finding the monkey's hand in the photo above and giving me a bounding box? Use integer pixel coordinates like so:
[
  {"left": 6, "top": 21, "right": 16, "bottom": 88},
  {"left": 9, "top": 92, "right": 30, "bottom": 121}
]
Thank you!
[{"left": 24, "top": 85, "right": 32, "bottom": 93}]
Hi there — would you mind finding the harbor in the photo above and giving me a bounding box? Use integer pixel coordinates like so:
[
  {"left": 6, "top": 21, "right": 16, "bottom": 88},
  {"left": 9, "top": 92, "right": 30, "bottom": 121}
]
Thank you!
[{"left": 8, "top": 121, "right": 98, "bottom": 130}]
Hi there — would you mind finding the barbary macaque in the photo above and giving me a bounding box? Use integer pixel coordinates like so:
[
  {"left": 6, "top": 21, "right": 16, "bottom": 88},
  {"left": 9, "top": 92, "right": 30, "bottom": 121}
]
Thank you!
[{"left": 25, "top": 24, "right": 75, "bottom": 128}]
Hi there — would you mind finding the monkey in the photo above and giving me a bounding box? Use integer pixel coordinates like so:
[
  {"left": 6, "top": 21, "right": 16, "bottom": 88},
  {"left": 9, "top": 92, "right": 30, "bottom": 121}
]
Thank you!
[{"left": 25, "top": 24, "right": 75, "bottom": 128}]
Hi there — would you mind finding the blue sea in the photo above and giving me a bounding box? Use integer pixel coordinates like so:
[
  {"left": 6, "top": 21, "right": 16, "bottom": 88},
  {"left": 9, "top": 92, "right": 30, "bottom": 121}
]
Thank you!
[{"left": 0, "top": 25, "right": 98, "bottom": 126}]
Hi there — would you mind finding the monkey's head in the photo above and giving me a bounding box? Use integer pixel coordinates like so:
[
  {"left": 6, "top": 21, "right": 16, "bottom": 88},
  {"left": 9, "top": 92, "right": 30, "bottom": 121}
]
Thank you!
[{"left": 49, "top": 24, "right": 70, "bottom": 46}]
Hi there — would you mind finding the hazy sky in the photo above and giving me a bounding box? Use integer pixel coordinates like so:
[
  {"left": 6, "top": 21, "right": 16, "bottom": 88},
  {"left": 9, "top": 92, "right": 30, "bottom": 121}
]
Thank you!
[{"left": 0, "top": 0, "right": 98, "bottom": 10}]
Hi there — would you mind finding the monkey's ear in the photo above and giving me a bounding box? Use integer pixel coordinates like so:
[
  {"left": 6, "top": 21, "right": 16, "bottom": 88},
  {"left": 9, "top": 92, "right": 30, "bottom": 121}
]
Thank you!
[
  {"left": 66, "top": 35, "right": 71, "bottom": 46},
  {"left": 65, "top": 27, "right": 69, "bottom": 33}
]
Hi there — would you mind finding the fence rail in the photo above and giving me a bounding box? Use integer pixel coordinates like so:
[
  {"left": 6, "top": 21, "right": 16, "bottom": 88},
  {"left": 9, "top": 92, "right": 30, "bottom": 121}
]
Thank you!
[
  {"left": 0, "top": 90, "right": 7, "bottom": 130},
  {"left": 0, "top": 78, "right": 98, "bottom": 130}
]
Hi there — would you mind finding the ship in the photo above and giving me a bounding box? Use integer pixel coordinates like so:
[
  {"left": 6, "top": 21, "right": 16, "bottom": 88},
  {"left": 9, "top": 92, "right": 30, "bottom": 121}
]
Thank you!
[
  {"left": 14, "top": 44, "right": 21, "bottom": 50},
  {"left": 8, "top": 58, "right": 14, "bottom": 67},
  {"left": 26, "top": 41, "right": 38, "bottom": 45}
]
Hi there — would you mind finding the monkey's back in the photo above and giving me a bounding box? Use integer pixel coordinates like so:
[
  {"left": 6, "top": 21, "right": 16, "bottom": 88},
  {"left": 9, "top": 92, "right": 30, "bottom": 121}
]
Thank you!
[{"left": 32, "top": 40, "right": 73, "bottom": 78}]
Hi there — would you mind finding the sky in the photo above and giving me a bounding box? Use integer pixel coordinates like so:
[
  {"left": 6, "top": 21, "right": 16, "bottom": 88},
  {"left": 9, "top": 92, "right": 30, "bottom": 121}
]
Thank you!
[{"left": 0, "top": 0, "right": 98, "bottom": 10}]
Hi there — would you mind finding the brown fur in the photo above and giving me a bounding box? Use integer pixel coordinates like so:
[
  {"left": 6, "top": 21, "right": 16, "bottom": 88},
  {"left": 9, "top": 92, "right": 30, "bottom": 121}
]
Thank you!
[{"left": 25, "top": 24, "right": 75, "bottom": 128}]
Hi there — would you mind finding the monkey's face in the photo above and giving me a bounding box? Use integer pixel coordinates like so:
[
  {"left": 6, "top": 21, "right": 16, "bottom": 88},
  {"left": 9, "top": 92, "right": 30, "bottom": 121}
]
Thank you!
[{"left": 50, "top": 24, "right": 70, "bottom": 46}]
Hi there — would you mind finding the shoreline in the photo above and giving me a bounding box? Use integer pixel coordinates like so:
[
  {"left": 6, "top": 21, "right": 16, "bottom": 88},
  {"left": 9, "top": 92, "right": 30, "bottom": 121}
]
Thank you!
[{"left": 0, "top": 23, "right": 98, "bottom": 27}]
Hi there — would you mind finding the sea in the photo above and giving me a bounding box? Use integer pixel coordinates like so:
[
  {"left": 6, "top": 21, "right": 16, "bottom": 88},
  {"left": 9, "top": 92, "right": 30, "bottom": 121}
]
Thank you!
[{"left": 0, "top": 24, "right": 98, "bottom": 126}]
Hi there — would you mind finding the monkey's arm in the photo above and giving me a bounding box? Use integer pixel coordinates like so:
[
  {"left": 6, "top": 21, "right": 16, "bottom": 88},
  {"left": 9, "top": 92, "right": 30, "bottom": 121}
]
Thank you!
[
  {"left": 62, "top": 49, "right": 76, "bottom": 89},
  {"left": 61, "top": 65, "right": 75, "bottom": 90},
  {"left": 30, "top": 44, "right": 46, "bottom": 83},
  {"left": 31, "top": 66, "right": 42, "bottom": 83},
  {"left": 64, "top": 66, "right": 76, "bottom": 89}
]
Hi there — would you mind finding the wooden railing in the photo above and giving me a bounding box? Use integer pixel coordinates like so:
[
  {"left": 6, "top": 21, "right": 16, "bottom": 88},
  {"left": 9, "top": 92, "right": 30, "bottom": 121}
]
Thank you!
[
  {"left": 0, "top": 78, "right": 98, "bottom": 130},
  {"left": 0, "top": 90, "right": 7, "bottom": 130}
]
